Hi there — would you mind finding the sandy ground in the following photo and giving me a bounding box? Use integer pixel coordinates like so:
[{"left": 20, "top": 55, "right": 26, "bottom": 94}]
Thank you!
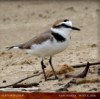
[{"left": 0, "top": 0, "right": 100, "bottom": 92}]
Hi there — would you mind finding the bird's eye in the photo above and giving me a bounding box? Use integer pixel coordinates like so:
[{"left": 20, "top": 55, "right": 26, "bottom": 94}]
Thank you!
[{"left": 64, "top": 19, "right": 69, "bottom": 22}]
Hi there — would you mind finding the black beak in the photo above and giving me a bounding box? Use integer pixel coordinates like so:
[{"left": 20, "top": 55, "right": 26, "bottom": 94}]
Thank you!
[{"left": 71, "top": 26, "right": 80, "bottom": 31}]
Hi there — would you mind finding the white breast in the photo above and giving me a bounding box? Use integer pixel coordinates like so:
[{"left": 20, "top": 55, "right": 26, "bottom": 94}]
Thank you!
[{"left": 27, "top": 38, "right": 69, "bottom": 57}]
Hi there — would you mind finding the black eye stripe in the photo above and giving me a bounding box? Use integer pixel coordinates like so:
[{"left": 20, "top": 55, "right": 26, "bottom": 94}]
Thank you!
[
  {"left": 54, "top": 24, "right": 72, "bottom": 29},
  {"left": 62, "top": 24, "right": 71, "bottom": 28},
  {"left": 64, "top": 19, "right": 69, "bottom": 22}
]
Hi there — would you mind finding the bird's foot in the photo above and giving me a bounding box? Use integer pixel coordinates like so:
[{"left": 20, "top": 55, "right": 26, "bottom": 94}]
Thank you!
[
  {"left": 43, "top": 65, "right": 46, "bottom": 68},
  {"left": 54, "top": 76, "right": 63, "bottom": 81},
  {"left": 55, "top": 76, "right": 59, "bottom": 79}
]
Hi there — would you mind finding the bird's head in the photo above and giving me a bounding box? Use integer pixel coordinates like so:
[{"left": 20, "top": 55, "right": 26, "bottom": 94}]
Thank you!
[{"left": 51, "top": 19, "right": 80, "bottom": 33}]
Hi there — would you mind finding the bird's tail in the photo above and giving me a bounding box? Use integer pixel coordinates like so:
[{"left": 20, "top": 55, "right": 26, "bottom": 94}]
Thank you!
[
  {"left": 6, "top": 45, "right": 20, "bottom": 50},
  {"left": 6, "top": 43, "right": 25, "bottom": 50}
]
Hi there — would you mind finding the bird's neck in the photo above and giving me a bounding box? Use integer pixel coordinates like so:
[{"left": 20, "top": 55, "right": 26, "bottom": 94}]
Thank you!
[{"left": 51, "top": 27, "right": 71, "bottom": 39}]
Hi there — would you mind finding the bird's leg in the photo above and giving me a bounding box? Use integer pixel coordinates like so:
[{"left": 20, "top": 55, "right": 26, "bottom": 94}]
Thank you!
[
  {"left": 49, "top": 56, "right": 58, "bottom": 79},
  {"left": 41, "top": 58, "right": 47, "bottom": 81}
]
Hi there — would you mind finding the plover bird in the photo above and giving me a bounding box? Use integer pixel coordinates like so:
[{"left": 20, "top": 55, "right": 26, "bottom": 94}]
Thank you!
[{"left": 7, "top": 19, "right": 80, "bottom": 81}]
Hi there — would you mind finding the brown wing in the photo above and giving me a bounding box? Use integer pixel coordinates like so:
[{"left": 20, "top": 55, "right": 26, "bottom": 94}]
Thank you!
[{"left": 18, "top": 30, "right": 53, "bottom": 49}]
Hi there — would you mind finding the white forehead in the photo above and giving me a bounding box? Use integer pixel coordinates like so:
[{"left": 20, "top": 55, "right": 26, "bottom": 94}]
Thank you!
[{"left": 62, "top": 21, "right": 72, "bottom": 26}]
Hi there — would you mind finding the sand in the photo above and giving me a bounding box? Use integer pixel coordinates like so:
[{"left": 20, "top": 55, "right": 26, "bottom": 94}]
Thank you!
[{"left": 0, "top": 0, "right": 100, "bottom": 92}]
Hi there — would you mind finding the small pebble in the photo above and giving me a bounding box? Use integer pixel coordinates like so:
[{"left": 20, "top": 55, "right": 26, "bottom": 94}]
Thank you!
[
  {"left": 56, "top": 88, "right": 68, "bottom": 92},
  {"left": 58, "top": 83, "right": 63, "bottom": 86},
  {"left": 64, "top": 79, "right": 76, "bottom": 88},
  {"left": 90, "top": 44, "right": 97, "bottom": 48},
  {"left": 3, "top": 80, "right": 6, "bottom": 83},
  {"left": 17, "top": 5, "right": 21, "bottom": 8},
  {"left": 22, "top": 89, "right": 27, "bottom": 91},
  {"left": 89, "top": 88, "right": 97, "bottom": 91},
  {"left": 1, "top": 68, "right": 3, "bottom": 70},
  {"left": 96, "top": 9, "right": 100, "bottom": 12},
  {"left": 39, "top": 81, "right": 42, "bottom": 83},
  {"left": 69, "top": 79, "right": 76, "bottom": 84},
  {"left": 32, "top": 83, "right": 39, "bottom": 87},
  {"left": 64, "top": 83, "right": 71, "bottom": 88},
  {"left": 21, "top": 67, "right": 23, "bottom": 69},
  {"left": 85, "top": 7, "right": 88, "bottom": 10}
]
